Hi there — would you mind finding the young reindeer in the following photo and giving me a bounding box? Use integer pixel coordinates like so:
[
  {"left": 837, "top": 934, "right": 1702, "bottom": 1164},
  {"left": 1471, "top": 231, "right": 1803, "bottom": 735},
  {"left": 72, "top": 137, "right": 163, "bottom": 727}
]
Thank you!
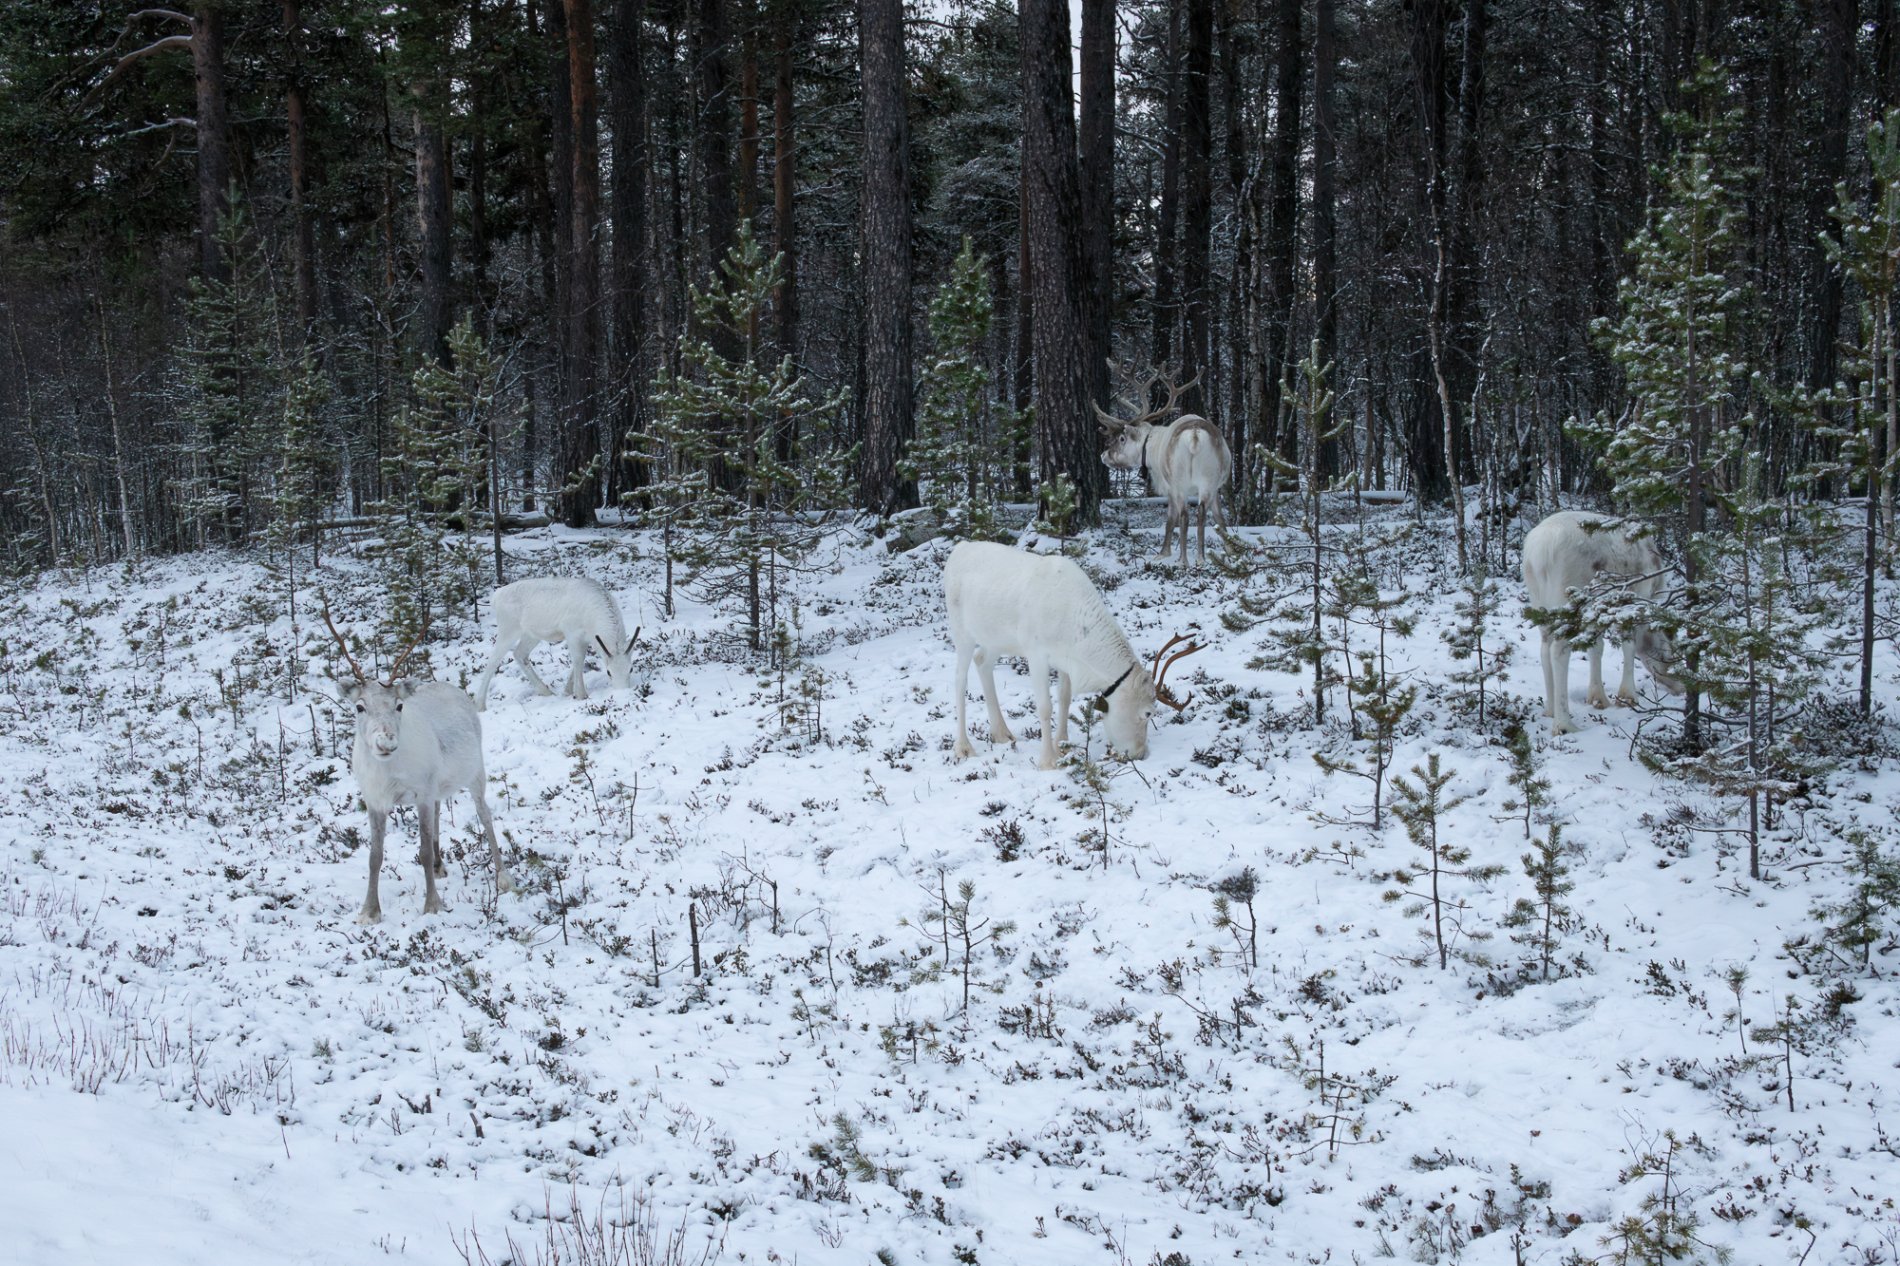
[
  {"left": 474, "top": 577, "right": 640, "bottom": 710},
  {"left": 1096, "top": 366, "right": 1234, "bottom": 567},
  {"left": 943, "top": 540, "right": 1201, "bottom": 770},
  {"left": 324, "top": 604, "right": 515, "bottom": 923},
  {"left": 1522, "top": 510, "right": 1684, "bottom": 735}
]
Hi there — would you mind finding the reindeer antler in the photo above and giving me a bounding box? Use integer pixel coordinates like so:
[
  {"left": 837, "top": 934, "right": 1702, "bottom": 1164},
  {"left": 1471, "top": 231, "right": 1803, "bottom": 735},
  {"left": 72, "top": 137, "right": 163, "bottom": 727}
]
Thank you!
[
  {"left": 1150, "top": 631, "right": 1203, "bottom": 712},
  {"left": 1099, "top": 363, "right": 1204, "bottom": 432},
  {"left": 320, "top": 596, "right": 368, "bottom": 683},
  {"left": 384, "top": 609, "right": 431, "bottom": 683}
]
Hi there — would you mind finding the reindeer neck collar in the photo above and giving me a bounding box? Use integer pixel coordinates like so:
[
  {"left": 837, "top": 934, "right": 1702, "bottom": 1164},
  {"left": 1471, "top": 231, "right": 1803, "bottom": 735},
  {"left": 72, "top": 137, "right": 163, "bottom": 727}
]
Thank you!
[
  {"left": 1140, "top": 429, "right": 1156, "bottom": 478},
  {"left": 1096, "top": 661, "right": 1137, "bottom": 709}
]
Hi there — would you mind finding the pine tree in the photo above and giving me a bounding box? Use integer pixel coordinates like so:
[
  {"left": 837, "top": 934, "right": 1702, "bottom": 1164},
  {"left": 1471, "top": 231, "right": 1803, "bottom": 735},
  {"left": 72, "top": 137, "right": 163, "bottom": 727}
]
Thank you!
[
  {"left": 1825, "top": 108, "right": 1900, "bottom": 716},
  {"left": 172, "top": 199, "right": 280, "bottom": 549},
  {"left": 1505, "top": 824, "right": 1577, "bottom": 983},
  {"left": 1386, "top": 753, "right": 1503, "bottom": 972},
  {"left": 1441, "top": 566, "right": 1515, "bottom": 733},
  {"left": 640, "top": 224, "right": 850, "bottom": 655},
  {"left": 904, "top": 238, "right": 1023, "bottom": 541},
  {"left": 1312, "top": 530, "right": 1419, "bottom": 830},
  {"left": 373, "top": 316, "right": 500, "bottom": 648},
  {"left": 1577, "top": 61, "right": 1753, "bottom": 754}
]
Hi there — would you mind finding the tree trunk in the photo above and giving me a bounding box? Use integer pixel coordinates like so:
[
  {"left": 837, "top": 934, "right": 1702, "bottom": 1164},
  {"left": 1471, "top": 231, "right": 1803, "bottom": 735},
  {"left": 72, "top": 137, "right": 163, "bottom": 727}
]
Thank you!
[
  {"left": 192, "top": 4, "right": 231, "bottom": 285},
  {"left": 1151, "top": 2, "right": 1184, "bottom": 374},
  {"left": 858, "top": 0, "right": 916, "bottom": 514},
  {"left": 1263, "top": 0, "right": 1303, "bottom": 462},
  {"left": 1404, "top": 0, "right": 1452, "bottom": 502},
  {"left": 609, "top": 0, "right": 649, "bottom": 495},
  {"left": 563, "top": 0, "right": 603, "bottom": 526},
  {"left": 1022, "top": 0, "right": 1103, "bottom": 525},
  {"left": 696, "top": 0, "right": 738, "bottom": 275},
  {"left": 415, "top": 93, "right": 453, "bottom": 364},
  {"left": 1079, "top": 0, "right": 1115, "bottom": 416},
  {"left": 739, "top": 1, "right": 761, "bottom": 226},
  {"left": 283, "top": 0, "right": 317, "bottom": 337},
  {"left": 1808, "top": 0, "right": 1856, "bottom": 407},
  {"left": 543, "top": 0, "right": 576, "bottom": 515},
  {"left": 773, "top": 12, "right": 798, "bottom": 362},
  {"left": 1312, "top": 0, "right": 1339, "bottom": 477},
  {"left": 1180, "top": 0, "right": 1213, "bottom": 417}
]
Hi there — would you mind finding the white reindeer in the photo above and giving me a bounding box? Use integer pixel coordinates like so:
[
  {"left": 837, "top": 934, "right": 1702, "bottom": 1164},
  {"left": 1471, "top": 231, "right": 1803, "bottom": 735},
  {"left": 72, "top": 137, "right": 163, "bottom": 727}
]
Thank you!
[
  {"left": 325, "top": 606, "right": 515, "bottom": 923},
  {"left": 943, "top": 540, "right": 1200, "bottom": 769},
  {"left": 474, "top": 577, "right": 639, "bottom": 710},
  {"left": 1096, "top": 368, "right": 1233, "bottom": 567},
  {"left": 1522, "top": 510, "right": 1684, "bottom": 735}
]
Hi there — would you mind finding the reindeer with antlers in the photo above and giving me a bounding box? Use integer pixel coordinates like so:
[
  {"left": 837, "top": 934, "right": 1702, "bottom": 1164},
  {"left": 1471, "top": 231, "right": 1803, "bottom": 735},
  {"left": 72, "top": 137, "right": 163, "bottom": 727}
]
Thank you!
[
  {"left": 942, "top": 541, "right": 1201, "bottom": 769},
  {"left": 1096, "top": 365, "right": 1233, "bottom": 567},
  {"left": 322, "top": 603, "right": 516, "bottom": 923}
]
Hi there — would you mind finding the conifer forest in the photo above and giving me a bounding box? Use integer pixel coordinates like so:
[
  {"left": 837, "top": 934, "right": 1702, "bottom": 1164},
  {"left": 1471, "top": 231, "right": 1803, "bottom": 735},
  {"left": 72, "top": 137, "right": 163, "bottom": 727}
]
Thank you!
[{"left": 11, "top": 3, "right": 1900, "bottom": 1264}]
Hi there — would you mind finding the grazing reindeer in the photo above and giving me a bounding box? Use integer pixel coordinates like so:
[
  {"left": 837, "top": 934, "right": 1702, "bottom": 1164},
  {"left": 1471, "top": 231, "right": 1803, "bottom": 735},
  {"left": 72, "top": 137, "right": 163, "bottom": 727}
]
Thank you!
[
  {"left": 1096, "top": 366, "right": 1234, "bottom": 567},
  {"left": 474, "top": 577, "right": 640, "bottom": 710},
  {"left": 324, "top": 604, "right": 515, "bottom": 922},
  {"left": 943, "top": 541, "right": 1201, "bottom": 769},
  {"left": 1522, "top": 510, "right": 1684, "bottom": 735}
]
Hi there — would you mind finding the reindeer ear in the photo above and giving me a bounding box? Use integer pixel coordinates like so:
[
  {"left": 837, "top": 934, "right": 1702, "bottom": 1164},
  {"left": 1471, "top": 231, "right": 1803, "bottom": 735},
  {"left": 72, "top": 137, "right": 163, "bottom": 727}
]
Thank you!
[
  {"left": 340, "top": 681, "right": 364, "bottom": 704},
  {"left": 394, "top": 678, "right": 421, "bottom": 699}
]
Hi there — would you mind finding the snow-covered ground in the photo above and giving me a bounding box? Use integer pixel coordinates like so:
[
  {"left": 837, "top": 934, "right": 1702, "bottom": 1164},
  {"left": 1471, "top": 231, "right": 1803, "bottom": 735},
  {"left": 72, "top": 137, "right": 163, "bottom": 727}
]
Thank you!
[{"left": 3, "top": 508, "right": 1898, "bottom": 1266}]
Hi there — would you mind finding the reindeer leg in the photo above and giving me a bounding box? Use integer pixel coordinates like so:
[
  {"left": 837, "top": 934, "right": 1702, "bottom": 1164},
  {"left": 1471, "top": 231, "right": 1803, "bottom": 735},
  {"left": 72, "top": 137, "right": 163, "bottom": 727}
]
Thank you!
[
  {"left": 474, "top": 637, "right": 509, "bottom": 711},
  {"left": 1550, "top": 636, "right": 1579, "bottom": 735},
  {"left": 1195, "top": 500, "right": 1208, "bottom": 567},
  {"left": 564, "top": 633, "right": 590, "bottom": 699},
  {"left": 1055, "top": 670, "right": 1072, "bottom": 746},
  {"left": 357, "top": 808, "right": 386, "bottom": 925},
  {"left": 514, "top": 639, "right": 555, "bottom": 695},
  {"left": 472, "top": 783, "right": 514, "bottom": 895},
  {"left": 1029, "top": 654, "right": 1059, "bottom": 770},
  {"left": 419, "top": 802, "right": 445, "bottom": 914},
  {"left": 1616, "top": 636, "right": 1640, "bottom": 706},
  {"left": 1585, "top": 637, "right": 1610, "bottom": 710},
  {"left": 974, "top": 647, "right": 1015, "bottom": 743},
  {"left": 953, "top": 638, "right": 977, "bottom": 759}
]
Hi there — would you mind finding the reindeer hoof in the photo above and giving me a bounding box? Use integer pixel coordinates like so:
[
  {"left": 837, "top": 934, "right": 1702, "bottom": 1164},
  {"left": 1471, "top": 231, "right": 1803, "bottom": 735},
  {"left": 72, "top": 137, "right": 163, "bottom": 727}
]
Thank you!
[
  {"left": 953, "top": 739, "right": 974, "bottom": 760},
  {"left": 1551, "top": 717, "right": 1579, "bottom": 736},
  {"left": 423, "top": 895, "right": 446, "bottom": 915},
  {"left": 1587, "top": 691, "right": 1610, "bottom": 709},
  {"left": 355, "top": 907, "right": 382, "bottom": 925},
  {"left": 1616, "top": 691, "right": 1638, "bottom": 707},
  {"left": 496, "top": 871, "right": 518, "bottom": 895}
]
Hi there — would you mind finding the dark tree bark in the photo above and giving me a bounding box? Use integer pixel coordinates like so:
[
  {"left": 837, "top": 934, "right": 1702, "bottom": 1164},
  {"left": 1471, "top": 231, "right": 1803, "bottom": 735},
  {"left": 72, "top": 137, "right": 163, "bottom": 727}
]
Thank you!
[
  {"left": 739, "top": 1, "right": 761, "bottom": 226},
  {"left": 1808, "top": 0, "right": 1856, "bottom": 401},
  {"left": 1022, "top": 0, "right": 1104, "bottom": 524},
  {"left": 1404, "top": 0, "right": 1451, "bottom": 502},
  {"left": 1079, "top": 0, "right": 1115, "bottom": 415},
  {"left": 1151, "top": 2, "right": 1184, "bottom": 373},
  {"left": 696, "top": 0, "right": 738, "bottom": 276},
  {"left": 1220, "top": 0, "right": 1250, "bottom": 479},
  {"left": 1180, "top": 0, "right": 1213, "bottom": 417},
  {"left": 1013, "top": 154, "right": 1035, "bottom": 500},
  {"left": 192, "top": 5, "right": 231, "bottom": 285},
  {"left": 1263, "top": 0, "right": 1303, "bottom": 462},
  {"left": 858, "top": 0, "right": 916, "bottom": 514},
  {"left": 772, "top": 8, "right": 798, "bottom": 364},
  {"left": 1312, "top": 0, "right": 1339, "bottom": 477},
  {"left": 283, "top": 0, "right": 317, "bottom": 337},
  {"left": 414, "top": 92, "right": 453, "bottom": 365},
  {"left": 609, "top": 0, "right": 649, "bottom": 495},
  {"left": 542, "top": 0, "right": 576, "bottom": 513},
  {"left": 562, "top": 0, "right": 604, "bottom": 526}
]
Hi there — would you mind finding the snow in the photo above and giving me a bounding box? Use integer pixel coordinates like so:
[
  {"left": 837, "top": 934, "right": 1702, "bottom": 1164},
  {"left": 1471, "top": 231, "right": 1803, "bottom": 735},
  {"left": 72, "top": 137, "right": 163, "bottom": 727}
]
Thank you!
[{"left": 2, "top": 510, "right": 1898, "bottom": 1265}]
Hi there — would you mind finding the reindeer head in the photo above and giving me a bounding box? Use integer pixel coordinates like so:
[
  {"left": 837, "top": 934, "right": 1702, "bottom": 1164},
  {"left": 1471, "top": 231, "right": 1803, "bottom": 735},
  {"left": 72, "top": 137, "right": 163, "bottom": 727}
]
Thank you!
[
  {"left": 595, "top": 628, "right": 643, "bottom": 690},
  {"left": 1095, "top": 363, "right": 1201, "bottom": 473},
  {"left": 323, "top": 599, "right": 430, "bottom": 761},
  {"left": 1091, "top": 632, "right": 1202, "bottom": 761}
]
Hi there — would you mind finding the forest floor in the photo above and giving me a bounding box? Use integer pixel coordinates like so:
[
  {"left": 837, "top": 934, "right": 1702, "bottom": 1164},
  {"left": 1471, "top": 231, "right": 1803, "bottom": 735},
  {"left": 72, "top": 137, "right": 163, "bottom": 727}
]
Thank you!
[{"left": 3, "top": 503, "right": 1899, "bottom": 1266}]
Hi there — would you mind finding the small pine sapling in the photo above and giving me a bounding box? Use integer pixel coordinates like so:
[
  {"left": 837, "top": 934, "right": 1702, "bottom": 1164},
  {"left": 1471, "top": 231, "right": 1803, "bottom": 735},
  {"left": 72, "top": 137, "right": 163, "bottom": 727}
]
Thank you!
[
  {"left": 1314, "top": 553, "right": 1419, "bottom": 830},
  {"left": 1500, "top": 723, "right": 1553, "bottom": 840},
  {"left": 1802, "top": 824, "right": 1900, "bottom": 974},
  {"left": 1504, "top": 824, "right": 1578, "bottom": 982},
  {"left": 1211, "top": 867, "right": 1262, "bottom": 969},
  {"left": 1442, "top": 567, "right": 1516, "bottom": 734},
  {"left": 921, "top": 879, "right": 1015, "bottom": 1017},
  {"left": 1386, "top": 753, "right": 1505, "bottom": 971}
]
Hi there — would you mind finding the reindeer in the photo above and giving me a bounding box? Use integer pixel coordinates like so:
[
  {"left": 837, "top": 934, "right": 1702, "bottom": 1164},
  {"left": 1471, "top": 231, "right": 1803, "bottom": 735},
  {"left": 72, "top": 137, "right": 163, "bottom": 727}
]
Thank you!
[
  {"left": 943, "top": 540, "right": 1201, "bottom": 769},
  {"left": 1522, "top": 510, "right": 1684, "bottom": 735},
  {"left": 474, "top": 577, "right": 640, "bottom": 710},
  {"left": 1096, "top": 366, "right": 1234, "bottom": 567},
  {"left": 324, "top": 604, "right": 515, "bottom": 923}
]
